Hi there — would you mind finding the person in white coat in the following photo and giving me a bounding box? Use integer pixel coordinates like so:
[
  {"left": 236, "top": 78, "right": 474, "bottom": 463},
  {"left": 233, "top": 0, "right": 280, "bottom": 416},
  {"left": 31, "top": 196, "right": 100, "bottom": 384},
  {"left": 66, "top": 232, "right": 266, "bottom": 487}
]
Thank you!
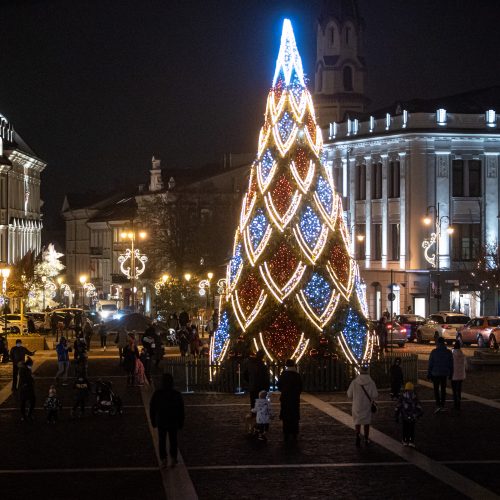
[
  {"left": 347, "top": 365, "right": 378, "bottom": 447},
  {"left": 252, "top": 390, "right": 272, "bottom": 441},
  {"left": 451, "top": 340, "right": 466, "bottom": 410}
]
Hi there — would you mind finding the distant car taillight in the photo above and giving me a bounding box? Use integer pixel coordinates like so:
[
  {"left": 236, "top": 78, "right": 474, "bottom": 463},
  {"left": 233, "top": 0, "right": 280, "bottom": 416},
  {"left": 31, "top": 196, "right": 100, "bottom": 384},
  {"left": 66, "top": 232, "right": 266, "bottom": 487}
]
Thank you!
[
  {"left": 400, "top": 328, "right": 407, "bottom": 334},
  {"left": 442, "top": 324, "right": 452, "bottom": 329}
]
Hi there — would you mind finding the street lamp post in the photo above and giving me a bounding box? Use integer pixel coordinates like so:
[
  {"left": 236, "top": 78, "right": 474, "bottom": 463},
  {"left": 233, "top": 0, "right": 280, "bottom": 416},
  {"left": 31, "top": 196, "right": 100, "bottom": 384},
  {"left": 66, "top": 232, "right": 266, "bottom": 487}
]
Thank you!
[
  {"left": 422, "top": 203, "right": 454, "bottom": 312},
  {"left": 118, "top": 230, "right": 147, "bottom": 312},
  {"left": 79, "top": 275, "right": 87, "bottom": 308},
  {"left": 0, "top": 267, "right": 10, "bottom": 331},
  {"left": 349, "top": 223, "right": 365, "bottom": 259}
]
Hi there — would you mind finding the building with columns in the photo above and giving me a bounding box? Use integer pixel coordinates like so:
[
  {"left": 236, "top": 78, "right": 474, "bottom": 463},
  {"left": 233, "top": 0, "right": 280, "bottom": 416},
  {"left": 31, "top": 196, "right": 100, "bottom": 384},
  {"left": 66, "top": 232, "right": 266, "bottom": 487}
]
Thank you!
[
  {"left": 0, "top": 113, "right": 45, "bottom": 264},
  {"left": 314, "top": 0, "right": 369, "bottom": 128},
  {"left": 323, "top": 87, "right": 500, "bottom": 318}
]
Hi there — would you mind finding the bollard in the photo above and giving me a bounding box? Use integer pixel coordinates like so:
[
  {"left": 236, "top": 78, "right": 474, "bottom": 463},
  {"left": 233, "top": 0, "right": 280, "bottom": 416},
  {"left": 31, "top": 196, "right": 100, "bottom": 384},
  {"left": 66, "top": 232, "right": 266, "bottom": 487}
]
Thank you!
[
  {"left": 183, "top": 361, "right": 194, "bottom": 394},
  {"left": 235, "top": 362, "right": 245, "bottom": 394}
]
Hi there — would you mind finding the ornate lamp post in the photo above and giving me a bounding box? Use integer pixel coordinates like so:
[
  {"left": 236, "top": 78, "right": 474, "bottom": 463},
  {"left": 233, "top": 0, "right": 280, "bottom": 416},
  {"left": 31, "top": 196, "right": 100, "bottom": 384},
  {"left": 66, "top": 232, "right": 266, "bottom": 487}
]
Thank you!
[
  {"left": 118, "top": 230, "right": 147, "bottom": 311},
  {"left": 198, "top": 272, "right": 214, "bottom": 309},
  {"left": 79, "top": 275, "right": 87, "bottom": 308},
  {"left": 422, "top": 203, "right": 454, "bottom": 311}
]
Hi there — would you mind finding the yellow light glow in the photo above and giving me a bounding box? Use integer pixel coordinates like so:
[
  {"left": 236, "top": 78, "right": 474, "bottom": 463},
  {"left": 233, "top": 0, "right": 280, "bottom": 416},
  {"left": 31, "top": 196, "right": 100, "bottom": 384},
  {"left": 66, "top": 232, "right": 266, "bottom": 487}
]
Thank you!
[
  {"left": 207, "top": 272, "right": 214, "bottom": 280},
  {"left": 56, "top": 277, "right": 63, "bottom": 285},
  {"left": 79, "top": 275, "right": 87, "bottom": 285},
  {"left": 357, "top": 234, "right": 365, "bottom": 242},
  {"left": 0, "top": 268, "right": 11, "bottom": 278},
  {"left": 138, "top": 231, "right": 147, "bottom": 239},
  {"left": 120, "top": 232, "right": 128, "bottom": 240},
  {"left": 447, "top": 226, "right": 454, "bottom": 235},
  {"left": 184, "top": 273, "right": 191, "bottom": 282},
  {"left": 423, "top": 216, "right": 432, "bottom": 226},
  {"left": 127, "top": 232, "right": 134, "bottom": 239},
  {"left": 162, "top": 274, "right": 169, "bottom": 283}
]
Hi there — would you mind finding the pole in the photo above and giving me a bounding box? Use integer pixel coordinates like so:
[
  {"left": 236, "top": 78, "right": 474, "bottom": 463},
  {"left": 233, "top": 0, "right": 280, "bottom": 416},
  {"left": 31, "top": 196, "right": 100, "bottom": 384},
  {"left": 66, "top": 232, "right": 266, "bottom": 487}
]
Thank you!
[
  {"left": 131, "top": 236, "right": 135, "bottom": 312},
  {"left": 390, "top": 268, "right": 394, "bottom": 355},
  {"left": 436, "top": 203, "right": 441, "bottom": 312}
]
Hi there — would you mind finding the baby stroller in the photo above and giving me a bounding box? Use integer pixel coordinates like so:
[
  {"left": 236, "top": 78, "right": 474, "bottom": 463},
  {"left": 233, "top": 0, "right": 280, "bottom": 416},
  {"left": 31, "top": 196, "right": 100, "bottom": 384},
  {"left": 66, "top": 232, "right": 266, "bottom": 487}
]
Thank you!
[{"left": 92, "top": 380, "right": 122, "bottom": 416}]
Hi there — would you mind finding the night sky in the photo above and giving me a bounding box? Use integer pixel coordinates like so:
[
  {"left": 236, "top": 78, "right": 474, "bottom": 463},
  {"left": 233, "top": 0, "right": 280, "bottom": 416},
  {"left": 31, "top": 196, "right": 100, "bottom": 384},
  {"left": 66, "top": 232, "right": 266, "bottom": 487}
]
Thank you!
[{"left": 2, "top": 0, "right": 500, "bottom": 230}]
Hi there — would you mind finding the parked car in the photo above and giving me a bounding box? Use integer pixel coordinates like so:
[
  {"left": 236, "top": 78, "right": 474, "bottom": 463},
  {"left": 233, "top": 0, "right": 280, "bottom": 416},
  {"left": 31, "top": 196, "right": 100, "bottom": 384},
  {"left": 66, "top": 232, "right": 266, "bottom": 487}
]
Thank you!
[
  {"left": 0, "top": 314, "right": 28, "bottom": 334},
  {"left": 395, "top": 314, "right": 425, "bottom": 341},
  {"left": 25, "top": 312, "right": 47, "bottom": 332},
  {"left": 416, "top": 312, "right": 470, "bottom": 344},
  {"left": 385, "top": 321, "right": 407, "bottom": 348},
  {"left": 457, "top": 316, "right": 500, "bottom": 348}
]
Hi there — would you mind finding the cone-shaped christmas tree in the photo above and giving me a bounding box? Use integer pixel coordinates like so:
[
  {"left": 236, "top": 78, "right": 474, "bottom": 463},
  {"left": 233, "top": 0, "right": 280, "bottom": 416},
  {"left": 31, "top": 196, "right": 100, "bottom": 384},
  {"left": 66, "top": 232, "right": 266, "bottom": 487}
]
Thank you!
[{"left": 211, "top": 19, "right": 374, "bottom": 367}]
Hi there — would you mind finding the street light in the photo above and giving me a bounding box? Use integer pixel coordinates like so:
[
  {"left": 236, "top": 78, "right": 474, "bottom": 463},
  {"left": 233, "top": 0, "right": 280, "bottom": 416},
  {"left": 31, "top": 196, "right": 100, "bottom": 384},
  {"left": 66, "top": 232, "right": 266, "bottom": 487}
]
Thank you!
[
  {"left": 79, "top": 274, "right": 87, "bottom": 308},
  {"left": 184, "top": 273, "right": 192, "bottom": 282},
  {"left": 118, "top": 230, "right": 148, "bottom": 311},
  {"left": 422, "top": 204, "right": 454, "bottom": 311}
]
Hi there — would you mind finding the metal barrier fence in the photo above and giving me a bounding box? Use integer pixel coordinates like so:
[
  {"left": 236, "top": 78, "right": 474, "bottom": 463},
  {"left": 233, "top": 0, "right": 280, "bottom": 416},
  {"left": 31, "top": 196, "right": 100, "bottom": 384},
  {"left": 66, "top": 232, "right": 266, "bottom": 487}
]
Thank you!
[{"left": 162, "top": 353, "right": 418, "bottom": 393}]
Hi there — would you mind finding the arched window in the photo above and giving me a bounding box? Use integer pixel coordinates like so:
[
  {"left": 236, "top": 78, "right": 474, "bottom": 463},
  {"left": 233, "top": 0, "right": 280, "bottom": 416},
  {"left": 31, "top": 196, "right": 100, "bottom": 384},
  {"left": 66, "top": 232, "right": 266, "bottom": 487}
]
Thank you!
[
  {"left": 345, "top": 26, "right": 351, "bottom": 46},
  {"left": 343, "top": 66, "right": 353, "bottom": 91},
  {"left": 329, "top": 27, "right": 335, "bottom": 46},
  {"left": 317, "top": 67, "right": 323, "bottom": 92}
]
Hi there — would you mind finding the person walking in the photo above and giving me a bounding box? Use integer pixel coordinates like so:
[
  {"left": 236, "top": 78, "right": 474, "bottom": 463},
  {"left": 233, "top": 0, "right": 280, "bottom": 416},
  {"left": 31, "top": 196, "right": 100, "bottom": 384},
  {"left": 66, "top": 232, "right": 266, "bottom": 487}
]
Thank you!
[
  {"left": 123, "top": 334, "right": 139, "bottom": 386},
  {"left": 395, "top": 382, "right": 423, "bottom": 447},
  {"left": 72, "top": 372, "right": 90, "bottom": 417},
  {"left": 10, "top": 339, "right": 35, "bottom": 391},
  {"left": 427, "top": 337, "right": 453, "bottom": 413},
  {"left": 73, "top": 334, "right": 88, "bottom": 377},
  {"left": 451, "top": 340, "right": 466, "bottom": 411},
  {"left": 347, "top": 365, "right": 378, "bottom": 447},
  {"left": 242, "top": 350, "right": 269, "bottom": 409},
  {"left": 83, "top": 318, "right": 93, "bottom": 350},
  {"left": 376, "top": 316, "right": 388, "bottom": 352},
  {"left": 44, "top": 385, "right": 62, "bottom": 424},
  {"left": 50, "top": 312, "right": 58, "bottom": 341},
  {"left": 277, "top": 358, "right": 302, "bottom": 441},
  {"left": 178, "top": 327, "right": 189, "bottom": 357},
  {"left": 18, "top": 358, "right": 36, "bottom": 421},
  {"left": 64, "top": 311, "right": 72, "bottom": 338},
  {"left": 55, "top": 337, "right": 71, "bottom": 386},
  {"left": 178, "top": 309, "right": 190, "bottom": 329},
  {"left": 150, "top": 373, "right": 184, "bottom": 468},
  {"left": 98, "top": 321, "right": 107, "bottom": 351},
  {"left": 74, "top": 311, "right": 82, "bottom": 337},
  {"left": 115, "top": 327, "right": 129, "bottom": 365},
  {"left": 252, "top": 390, "right": 272, "bottom": 441}
]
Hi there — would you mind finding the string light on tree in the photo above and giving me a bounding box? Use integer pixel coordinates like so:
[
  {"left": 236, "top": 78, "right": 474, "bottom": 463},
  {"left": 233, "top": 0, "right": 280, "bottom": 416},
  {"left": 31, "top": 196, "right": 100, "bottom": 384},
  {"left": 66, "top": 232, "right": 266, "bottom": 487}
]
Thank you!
[{"left": 210, "top": 19, "right": 374, "bottom": 367}]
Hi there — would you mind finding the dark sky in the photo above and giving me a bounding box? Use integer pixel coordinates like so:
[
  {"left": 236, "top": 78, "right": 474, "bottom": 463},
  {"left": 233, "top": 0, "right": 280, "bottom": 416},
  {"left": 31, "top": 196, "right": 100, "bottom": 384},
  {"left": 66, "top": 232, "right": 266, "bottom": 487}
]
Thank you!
[{"left": 2, "top": 0, "right": 500, "bottom": 230}]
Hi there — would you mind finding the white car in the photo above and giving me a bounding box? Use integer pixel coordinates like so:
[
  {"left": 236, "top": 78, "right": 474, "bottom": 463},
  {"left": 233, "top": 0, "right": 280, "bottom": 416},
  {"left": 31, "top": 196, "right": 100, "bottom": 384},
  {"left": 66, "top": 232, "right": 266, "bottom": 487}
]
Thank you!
[
  {"left": 416, "top": 312, "right": 470, "bottom": 345},
  {"left": 0, "top": 314, "right": 28, "bottom": 334}
]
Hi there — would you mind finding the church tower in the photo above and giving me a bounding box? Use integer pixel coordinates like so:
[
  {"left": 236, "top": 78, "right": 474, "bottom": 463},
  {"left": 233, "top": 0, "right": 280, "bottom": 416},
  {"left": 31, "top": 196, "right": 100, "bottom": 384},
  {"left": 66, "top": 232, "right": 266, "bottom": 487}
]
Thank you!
[
  {"left": 149, "top": 155, "right": 164, "bottom": 192},
  {"left": 314, "top": 0, "right": 369, "bottom": 128}
]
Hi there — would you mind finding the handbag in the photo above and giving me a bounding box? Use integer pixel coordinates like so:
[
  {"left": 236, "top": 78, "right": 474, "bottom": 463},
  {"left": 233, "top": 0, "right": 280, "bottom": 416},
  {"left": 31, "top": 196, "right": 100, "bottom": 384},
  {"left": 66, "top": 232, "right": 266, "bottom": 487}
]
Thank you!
[{"left": 361, "top": 384, "right": 377, "bottom": 414}]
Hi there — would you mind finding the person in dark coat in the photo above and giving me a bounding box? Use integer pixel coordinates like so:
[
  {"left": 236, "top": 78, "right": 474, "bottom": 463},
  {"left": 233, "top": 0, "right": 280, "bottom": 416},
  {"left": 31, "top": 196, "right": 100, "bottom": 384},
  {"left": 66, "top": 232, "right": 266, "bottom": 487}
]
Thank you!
[
  {"left": 149, "top": 373, "right": 184, "bottom": 468},
  {"left": 390, "top": 357, "right": 404, "bottom": 400},
  {"left": 18, "top": 358, "right": 36, "bottom": 421},
  {"left": 277, "top": 358, "right": 302, "bottom": 441},
  {"left": 178, "top": 309, "right": 189, "bottom": 328},
  {"left": 10, "top": 339, "right": 35, "bottom": 391},
  {"left": 242, "top": 350, "right": 269, "bottom": 409},
  {"left": 27, "top": 317, "right": 36, "bottom": 334},
  {"left": 427, "top": 337, "right": 454, "bottom": 413},
  {"left": 123, "top": 334, "right": 139, "bottom": 385}
]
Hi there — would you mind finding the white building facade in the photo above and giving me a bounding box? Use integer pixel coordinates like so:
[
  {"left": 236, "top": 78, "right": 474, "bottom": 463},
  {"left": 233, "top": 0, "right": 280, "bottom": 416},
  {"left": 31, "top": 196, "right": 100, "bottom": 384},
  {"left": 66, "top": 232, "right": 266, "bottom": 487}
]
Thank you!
[
  {"left": 0, "top": 114, "right": 45, "bottom": 264},
  {"left": 324, "top": 102, "right": 500, "bottom": 319}
]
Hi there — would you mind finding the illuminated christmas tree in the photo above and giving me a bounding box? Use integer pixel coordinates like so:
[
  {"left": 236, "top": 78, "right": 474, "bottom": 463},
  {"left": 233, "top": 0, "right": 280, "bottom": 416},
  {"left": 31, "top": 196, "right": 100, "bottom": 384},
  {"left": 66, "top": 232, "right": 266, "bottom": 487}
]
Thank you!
[{"left": 211, "top": 19, "right": 374, "bottom": 367}]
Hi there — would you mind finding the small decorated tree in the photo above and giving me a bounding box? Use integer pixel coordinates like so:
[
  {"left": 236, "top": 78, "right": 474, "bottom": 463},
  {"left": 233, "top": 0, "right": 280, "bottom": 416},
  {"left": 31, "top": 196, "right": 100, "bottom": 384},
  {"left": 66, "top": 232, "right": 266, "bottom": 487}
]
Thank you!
[{"left": 211, "top": 20, "right": 374, "bottom": 367}]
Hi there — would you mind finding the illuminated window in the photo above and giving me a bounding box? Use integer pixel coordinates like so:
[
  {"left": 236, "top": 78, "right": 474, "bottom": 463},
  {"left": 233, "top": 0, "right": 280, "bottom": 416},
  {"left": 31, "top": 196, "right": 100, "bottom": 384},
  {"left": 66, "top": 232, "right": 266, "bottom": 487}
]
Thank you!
[
  {"left": 343, "top": 66, "right": 353, "bottom": 91},
  {"left": 452, "top": 224, "right": 480, "bottom": 261},
  {"left": 355, "top": 224, "right": 365, "bottom": 260}
]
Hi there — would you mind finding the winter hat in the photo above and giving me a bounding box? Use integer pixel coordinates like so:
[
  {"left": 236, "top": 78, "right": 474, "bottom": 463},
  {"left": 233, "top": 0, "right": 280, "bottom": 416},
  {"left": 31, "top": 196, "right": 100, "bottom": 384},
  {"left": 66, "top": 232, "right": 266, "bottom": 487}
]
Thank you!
[{"left": 404, "top": 382, "right": 414, "bottom": 391}]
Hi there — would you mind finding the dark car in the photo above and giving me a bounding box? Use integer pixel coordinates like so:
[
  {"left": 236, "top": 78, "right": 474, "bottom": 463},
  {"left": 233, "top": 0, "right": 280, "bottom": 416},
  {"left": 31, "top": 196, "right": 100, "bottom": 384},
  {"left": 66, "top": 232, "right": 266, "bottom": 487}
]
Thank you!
[{"left": 395, "top": 314, "right": 425, "bottom": 342}]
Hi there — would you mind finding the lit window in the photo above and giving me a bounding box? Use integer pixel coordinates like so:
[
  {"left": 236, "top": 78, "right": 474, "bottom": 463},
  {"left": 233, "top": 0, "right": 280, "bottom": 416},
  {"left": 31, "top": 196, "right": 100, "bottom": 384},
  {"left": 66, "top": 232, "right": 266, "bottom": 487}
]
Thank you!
[
  {"left": 486, "top": 110, "right": 496, "bottom": 127},
  {"left": 436, "top": 108, "right": 447, "bottom": 126}
]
